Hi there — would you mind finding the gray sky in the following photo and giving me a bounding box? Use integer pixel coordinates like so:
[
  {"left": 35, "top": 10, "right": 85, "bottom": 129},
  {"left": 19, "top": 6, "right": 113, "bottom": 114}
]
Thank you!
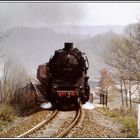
[{"left": 0, "top": 2, "right": 140, "bottom": 30}]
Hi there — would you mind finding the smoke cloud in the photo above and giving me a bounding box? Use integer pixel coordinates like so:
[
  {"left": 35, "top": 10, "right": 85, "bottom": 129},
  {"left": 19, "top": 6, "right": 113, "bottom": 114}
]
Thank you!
[
  {"left": 0, "top": 3, "right": 88, "bottom": 30},
  {"left": 0, "top": 2, "right": 139, "bottom": 30}
]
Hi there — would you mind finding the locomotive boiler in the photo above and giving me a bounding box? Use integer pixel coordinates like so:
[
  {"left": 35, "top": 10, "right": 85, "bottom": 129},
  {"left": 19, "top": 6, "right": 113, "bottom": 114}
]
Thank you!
[{"left": 37, "top": 42, "right": 90, "bottom": 107}]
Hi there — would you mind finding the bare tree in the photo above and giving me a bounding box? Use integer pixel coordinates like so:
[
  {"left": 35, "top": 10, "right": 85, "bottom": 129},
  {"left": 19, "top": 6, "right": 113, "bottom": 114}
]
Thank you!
[
  {"left": 99, "top": 68, "right": 114, "bottom": 92},
  {"left": 0, "top": 55, "right": 30, "bottom": 103},
  {"left": 0, "top": 31, "right": 30, "bottom": 103},
  {"left": 98, "top": 68, "right": 114, "bottom": 107},
  {"left": 103, "top": 22, "right": 140, "bottom": 111}
]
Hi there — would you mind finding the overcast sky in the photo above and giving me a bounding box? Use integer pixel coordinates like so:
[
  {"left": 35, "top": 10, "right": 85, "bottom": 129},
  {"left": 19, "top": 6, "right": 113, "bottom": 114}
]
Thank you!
[{"left": 0, "top": 2, "right": 140, "bottom": 30}]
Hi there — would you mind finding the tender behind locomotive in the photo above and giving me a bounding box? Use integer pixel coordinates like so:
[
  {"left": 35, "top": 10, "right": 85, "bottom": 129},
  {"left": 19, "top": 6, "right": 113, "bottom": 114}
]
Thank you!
[{"left": 37, "top": 42, "right": 90, "bottom": 107}]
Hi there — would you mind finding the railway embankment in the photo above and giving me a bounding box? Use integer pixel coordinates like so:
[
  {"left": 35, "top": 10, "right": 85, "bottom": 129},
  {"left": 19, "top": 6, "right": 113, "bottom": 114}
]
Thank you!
[{"left": 0, "top": 104, "right": 137, "bottom": 138}]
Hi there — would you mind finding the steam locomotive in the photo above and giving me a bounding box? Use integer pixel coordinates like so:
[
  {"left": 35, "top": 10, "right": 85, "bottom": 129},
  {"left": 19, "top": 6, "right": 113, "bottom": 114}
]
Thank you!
[{"left": 37, "top": 42, "right": 90, "bottom": 107}]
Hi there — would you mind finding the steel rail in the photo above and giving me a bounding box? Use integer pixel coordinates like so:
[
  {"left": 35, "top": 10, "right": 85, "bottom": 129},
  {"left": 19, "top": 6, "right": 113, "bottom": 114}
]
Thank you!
[
  {"left": 17, "top": 74, "right": 58, "bottom": 138},
  {"left": 16, "top": 109, "right": 58, "bottom": 138},
  {"left": 56, "top": 108, "right": 81, "bottom": 138},
  {"left": 28, "top": 74, "right": 81, "bottom": 138}
]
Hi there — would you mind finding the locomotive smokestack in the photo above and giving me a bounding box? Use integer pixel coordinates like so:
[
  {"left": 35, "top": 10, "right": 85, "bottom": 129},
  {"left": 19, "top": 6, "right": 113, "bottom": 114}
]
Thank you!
[{"left": 64, "top": 42, "right": 73, "bottom": 50}]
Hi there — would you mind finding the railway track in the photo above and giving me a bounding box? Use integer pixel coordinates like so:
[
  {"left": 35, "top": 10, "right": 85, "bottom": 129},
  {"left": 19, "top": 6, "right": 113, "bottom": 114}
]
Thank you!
[
  {"left": 0, "top": 74, "right": 81, "bottom": 138},
  {"left": 26, "top": 108, "right": 81, "bottom": 138},
  {"left": 16, "top": 74, "right": 60, "bottom": 138},
  {"left": 0, "top": 109, "right": 56, "bottom": 138},
  {"left": 17, "top": 110, "right": 58, "bottom": 138},
  {"left": 25, "top": 74, "right": 82, "bottom": 138},
  {"left": 56, "top": 108, "right": 81, "bottom": 138},
  {"left": 17, "top": 108, "right": 81, "bottom": 138}
]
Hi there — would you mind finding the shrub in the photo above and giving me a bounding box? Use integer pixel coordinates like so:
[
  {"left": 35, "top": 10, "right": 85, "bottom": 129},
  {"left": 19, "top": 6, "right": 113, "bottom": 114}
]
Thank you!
[
  {"left": 0, "top": 103, "right": 15, "bottom": 122},
  {"left": 0, "top": 56, "right": 30, "bottom": 104}
]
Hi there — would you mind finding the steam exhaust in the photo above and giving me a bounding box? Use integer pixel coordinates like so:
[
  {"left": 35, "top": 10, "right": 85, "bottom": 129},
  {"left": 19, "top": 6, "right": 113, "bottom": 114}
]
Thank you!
[
  {"left": 82, "top": 101, "right": 95, "bottom": 109},
  {"left": 40, "top": 102, "right": 53, "bottom": 109}
]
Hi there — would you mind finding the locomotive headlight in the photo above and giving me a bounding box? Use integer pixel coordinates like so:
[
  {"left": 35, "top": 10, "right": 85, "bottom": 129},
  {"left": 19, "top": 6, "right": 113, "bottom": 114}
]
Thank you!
[
  {"left": 53, "top": 85, "right": 57, "bottom": 89},
  {"left": 67, "top": 54, "right": 70, "bottom": 58}
]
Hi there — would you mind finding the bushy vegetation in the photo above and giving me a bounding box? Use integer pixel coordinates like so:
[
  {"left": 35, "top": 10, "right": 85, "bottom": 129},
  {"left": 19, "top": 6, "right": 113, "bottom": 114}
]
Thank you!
[
  {"left": 121, "top": 116, "right": 137, "bottom": 137},
  {"left": 0, "top": 56, "right": 30, "bottom": 103},
  {"left": 98, "top": 107, "right": 137, "bottom": 137},
  {"left": 0, "top": 103, "right": 15, "bottom": 121},
  {"left": 0, "top": 103, "right": 16, "bottom": 131},
  {"left": 0, "top": 54, "right": 33, "bottom": 130}
]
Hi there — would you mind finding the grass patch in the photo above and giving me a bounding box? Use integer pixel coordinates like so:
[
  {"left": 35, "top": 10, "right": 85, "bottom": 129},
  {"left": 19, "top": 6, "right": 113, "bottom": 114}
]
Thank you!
[
  {"left": 0, "top": 101, "right": 38, "bottom": 132},
  {"left": 0, "top": 103, "right": 16, "bottom": 122},
  {"left": 97, "top": 107, "right": 119, "bottom": 118},
  {"left": 97, "top": 107, "right": 137, "bottom": 137},
  {"left": 119, "top": 116, "right": 137, "bottom": 137},
  {"left": 0, "top": 103, "right": 17, "bottom": 131},
  {"left": 0, "top": 120, "right": 6, "bottom": 131}
]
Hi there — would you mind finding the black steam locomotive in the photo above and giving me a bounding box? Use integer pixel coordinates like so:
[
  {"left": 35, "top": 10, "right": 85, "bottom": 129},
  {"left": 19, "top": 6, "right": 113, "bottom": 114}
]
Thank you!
[{"left": 37, "top": 42, "right": 90, "bottom": 107}]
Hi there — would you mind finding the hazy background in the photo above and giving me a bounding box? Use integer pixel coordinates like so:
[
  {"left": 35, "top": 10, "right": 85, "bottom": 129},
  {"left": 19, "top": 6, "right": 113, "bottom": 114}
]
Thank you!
[{"left": 0, "top": 2, "right": 140, "bottom": 81}]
